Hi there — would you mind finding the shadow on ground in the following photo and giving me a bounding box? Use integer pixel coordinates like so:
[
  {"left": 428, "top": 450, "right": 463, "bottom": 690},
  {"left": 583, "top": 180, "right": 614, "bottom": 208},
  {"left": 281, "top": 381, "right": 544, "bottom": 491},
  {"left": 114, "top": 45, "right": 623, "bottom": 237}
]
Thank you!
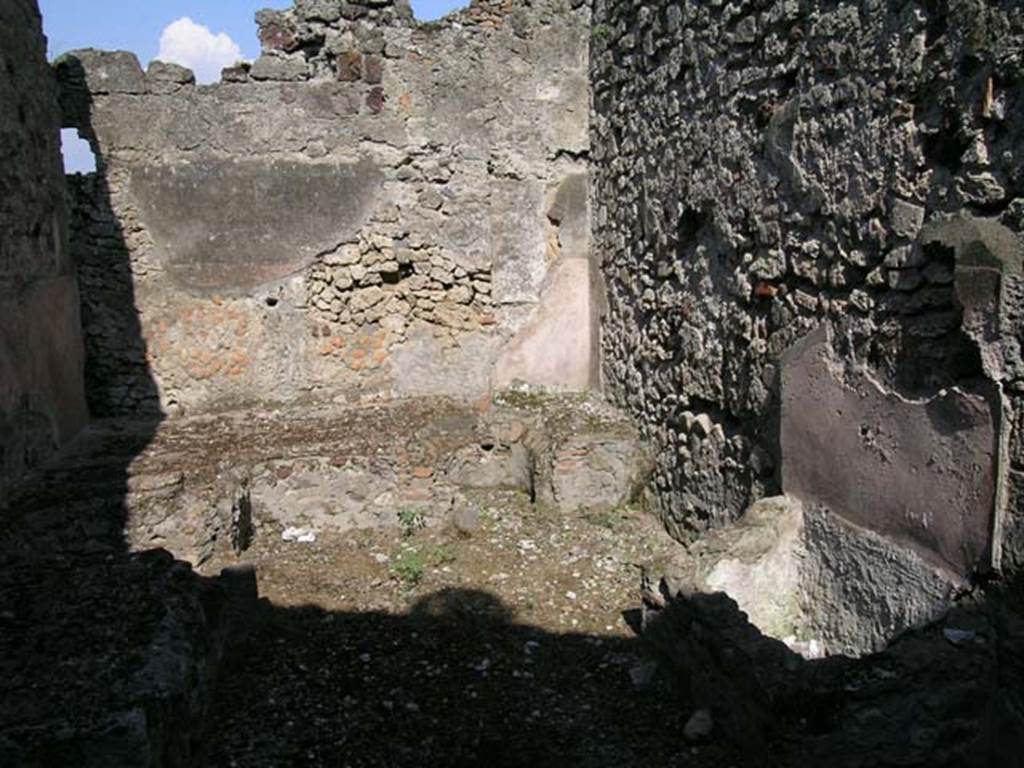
[
  {"left": 205, "top": 569, "right": 1024, "bottom": 768},
  {"left": 203, "top": 587, "right": 723, "bottom": 768},
  {"left": 642, "top": 583, "right": 1024, "bottom": 768}
]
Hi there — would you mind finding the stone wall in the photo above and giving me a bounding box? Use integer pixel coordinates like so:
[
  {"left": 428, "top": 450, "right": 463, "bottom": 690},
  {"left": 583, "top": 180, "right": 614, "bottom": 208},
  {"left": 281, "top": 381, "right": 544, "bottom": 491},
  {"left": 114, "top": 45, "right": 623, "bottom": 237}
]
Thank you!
[
  {"left": 58, "top": 0, "right": 595, "bottom": 418},
  {"left": 0, "top": 0, "right": 88, "bottom": 491},
  {"left": 591, "top": 0, "right": 1024, "bottom": 570}
]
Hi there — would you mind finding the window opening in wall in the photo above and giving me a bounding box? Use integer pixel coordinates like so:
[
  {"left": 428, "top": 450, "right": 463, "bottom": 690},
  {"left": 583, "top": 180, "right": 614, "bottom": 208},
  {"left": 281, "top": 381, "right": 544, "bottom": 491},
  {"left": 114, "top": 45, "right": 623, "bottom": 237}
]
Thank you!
[
  {"left": 60, "top": 128, "right": 96, "bottom": 174},
  {"left": 409, "top": 0, "right": 469, "bottom": 22}
]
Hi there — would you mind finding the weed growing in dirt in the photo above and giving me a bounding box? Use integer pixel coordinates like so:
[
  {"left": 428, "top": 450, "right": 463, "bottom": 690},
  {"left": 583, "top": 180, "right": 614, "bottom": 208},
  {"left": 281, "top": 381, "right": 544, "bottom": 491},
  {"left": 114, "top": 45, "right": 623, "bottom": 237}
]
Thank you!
[
  {"left": 397, "top": 507, "right": 426, "bottom": 537},
  {"left": 431, "top": 544, "right": 456, "bottom": 566},
  {"left": 389, "top": 542, "right": 456, "bottom": 586},
  {"left": 583, "top": 507, "right": 627, "bottom": 530},
  {"left": 390, "top": 549, "right": 426, "bottom": 584}
]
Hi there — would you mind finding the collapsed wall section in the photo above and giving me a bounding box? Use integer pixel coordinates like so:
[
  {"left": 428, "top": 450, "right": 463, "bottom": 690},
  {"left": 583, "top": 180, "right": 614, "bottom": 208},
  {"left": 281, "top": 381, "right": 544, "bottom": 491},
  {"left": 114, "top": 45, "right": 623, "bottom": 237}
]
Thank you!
[
  {"left": 0, "top": 0, "right": 88, "bottom": 492},
  {"left": 58, "top": 0, "right": 596, "bottom": 418},
  {"left": 591, "top": 0, "right": 1024, "bottom": 572}
]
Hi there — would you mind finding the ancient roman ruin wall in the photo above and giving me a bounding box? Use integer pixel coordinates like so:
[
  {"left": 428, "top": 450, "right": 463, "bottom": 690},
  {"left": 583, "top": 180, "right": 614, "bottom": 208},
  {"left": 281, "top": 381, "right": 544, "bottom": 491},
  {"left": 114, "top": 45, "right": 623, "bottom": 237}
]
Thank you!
[
  {"left": 5, "top": 2, "right": 1024, "bottom": 759},
  {"left": 591, "top": 0, "right": 1024, "bottom": 575},
  {"left": 0, "top": 0, "right": 88, "bottom": 492},
  {"left": 58, "top": 0, "right": 595, "bottom": 419}
]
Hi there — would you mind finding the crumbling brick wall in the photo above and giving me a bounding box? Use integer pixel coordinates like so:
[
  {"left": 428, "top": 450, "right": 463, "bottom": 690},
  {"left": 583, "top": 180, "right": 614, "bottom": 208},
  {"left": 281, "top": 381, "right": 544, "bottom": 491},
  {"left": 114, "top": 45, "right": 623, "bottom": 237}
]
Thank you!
[
  {"left": 591, "top": 0, "right": 1024, "bottom": 567},
  {"left": 58, "top": 0, "right": 597, "bottom": 418},
  {"left": 0, "top": 0, "right": 88, "bottom": 491}
]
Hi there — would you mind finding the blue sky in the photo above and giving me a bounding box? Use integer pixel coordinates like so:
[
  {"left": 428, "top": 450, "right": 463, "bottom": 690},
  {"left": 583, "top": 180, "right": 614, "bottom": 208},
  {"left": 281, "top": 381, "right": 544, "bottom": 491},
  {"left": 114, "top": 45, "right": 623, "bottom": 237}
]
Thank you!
[
  {"left": 40, "top": 1, "right": 467, "bottom": 61},
  {"left": 42, "top": 1, "right": 467, "bottom": 171}
]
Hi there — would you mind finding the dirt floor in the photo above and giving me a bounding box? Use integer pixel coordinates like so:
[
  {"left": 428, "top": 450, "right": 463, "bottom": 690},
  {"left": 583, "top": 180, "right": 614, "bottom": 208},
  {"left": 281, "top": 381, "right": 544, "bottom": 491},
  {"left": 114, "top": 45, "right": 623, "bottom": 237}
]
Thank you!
[{"left": 200, "top": 498, "right": 742, "bottom": 767}]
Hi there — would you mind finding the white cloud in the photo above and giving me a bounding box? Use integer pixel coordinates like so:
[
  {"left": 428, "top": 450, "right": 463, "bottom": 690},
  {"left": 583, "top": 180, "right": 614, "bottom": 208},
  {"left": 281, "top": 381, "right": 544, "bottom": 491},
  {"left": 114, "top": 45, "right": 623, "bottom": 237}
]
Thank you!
[{"left": 157, "top": 17, "right": 243, "bottom": 85}]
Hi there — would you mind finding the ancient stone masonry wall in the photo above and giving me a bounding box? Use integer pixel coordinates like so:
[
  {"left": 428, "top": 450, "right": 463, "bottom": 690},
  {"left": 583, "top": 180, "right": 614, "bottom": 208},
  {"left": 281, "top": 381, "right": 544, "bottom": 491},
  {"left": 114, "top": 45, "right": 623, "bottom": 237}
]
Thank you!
[
  {"left": 0, "top": 0, "right": 88, "bottom": 491},
  {"left": 58, "top": 0, "right": 595, "bottom": 418},
  {"left": 590, "top": 0, "right": 1024, "bottom": 570}
]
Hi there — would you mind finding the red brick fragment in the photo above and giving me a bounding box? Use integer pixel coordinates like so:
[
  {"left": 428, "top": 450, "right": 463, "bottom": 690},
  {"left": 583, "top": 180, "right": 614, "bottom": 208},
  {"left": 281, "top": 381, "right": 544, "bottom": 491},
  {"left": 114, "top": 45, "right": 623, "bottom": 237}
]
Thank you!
[
  {"left": 337, "top": 52, "right": 363, "bottom": 82},
  {"left": 366, "top": 86, "right": 385, "bottom": 114}
]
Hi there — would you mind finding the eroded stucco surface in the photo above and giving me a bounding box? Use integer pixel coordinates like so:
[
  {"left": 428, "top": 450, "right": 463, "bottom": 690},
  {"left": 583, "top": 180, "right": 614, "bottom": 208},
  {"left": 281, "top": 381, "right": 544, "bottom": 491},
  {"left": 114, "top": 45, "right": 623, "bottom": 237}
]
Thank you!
[{"left": 781, "top": 324, "right": 1000, "bottom": 577}]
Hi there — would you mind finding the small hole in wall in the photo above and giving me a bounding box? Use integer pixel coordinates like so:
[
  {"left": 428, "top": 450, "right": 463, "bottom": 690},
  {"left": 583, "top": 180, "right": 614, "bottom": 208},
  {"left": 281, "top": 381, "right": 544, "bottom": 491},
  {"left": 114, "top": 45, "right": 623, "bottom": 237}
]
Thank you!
[
  {"left": 60, "top": 128, "right": 96, "bottom": 174},
  {"left": 265, "top": 297, "right": 280, "bottom": 308},
  {"left": 381, "top": 264, "right": 414, "bottom": 285}
]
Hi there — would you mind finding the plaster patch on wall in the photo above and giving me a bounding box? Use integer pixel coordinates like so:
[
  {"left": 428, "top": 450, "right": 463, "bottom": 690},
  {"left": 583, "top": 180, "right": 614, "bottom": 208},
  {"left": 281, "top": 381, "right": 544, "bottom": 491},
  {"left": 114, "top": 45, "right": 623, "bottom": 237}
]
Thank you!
[
  {"left": 780, "top": 324, "right": 1000, "bottom": 577},
  {"left": 128, "top": 158, "right": 383, "bottom": 292}
]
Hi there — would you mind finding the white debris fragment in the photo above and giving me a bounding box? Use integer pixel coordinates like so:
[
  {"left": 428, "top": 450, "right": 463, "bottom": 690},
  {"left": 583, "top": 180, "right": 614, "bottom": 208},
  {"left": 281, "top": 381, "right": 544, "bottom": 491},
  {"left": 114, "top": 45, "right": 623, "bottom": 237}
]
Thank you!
[
  {"left": 783, "top": 636, "right": 827, "bottom": 660},
  {"left": 282, "top": 526, "right": 317, "bottom": 543}
]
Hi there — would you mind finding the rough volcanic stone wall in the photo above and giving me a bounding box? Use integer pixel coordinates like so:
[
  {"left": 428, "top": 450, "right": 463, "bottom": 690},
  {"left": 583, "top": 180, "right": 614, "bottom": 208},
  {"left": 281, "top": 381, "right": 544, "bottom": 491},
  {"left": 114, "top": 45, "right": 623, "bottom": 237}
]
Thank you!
[
  {"left": 58, "top": 0, "right": 595, "bottom": 418},
  {"left": 0, "top": 0, "right": 88, "bottom": 491},
  {"left": 591, "top": 0, "right": 1024, "bottom": 554}
]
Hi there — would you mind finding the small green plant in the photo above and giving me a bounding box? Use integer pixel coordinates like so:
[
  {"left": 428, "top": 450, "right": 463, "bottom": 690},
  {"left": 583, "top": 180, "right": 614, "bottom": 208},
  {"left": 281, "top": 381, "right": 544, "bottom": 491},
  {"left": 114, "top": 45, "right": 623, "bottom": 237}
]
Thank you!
[
  {"left": 397, "top": 507, "right": 426, "bottom": 538},
  {"left": 492, "top": 388, "right": 548, "bottom": 409},
  {"left": 583, "top": 507, "right": 626, "bottom": 531},
  {"left": 592, "top": 23, "right": 611, "bottom": 40},
  {"left": 390, "top": 549, "right": 426, "bottom": 585},
  {"left": 478, "top": 507, "right": 496, "bottom": 523},
  {"left": 430, "top": 544, "right": 456, "bottom": 566}
]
